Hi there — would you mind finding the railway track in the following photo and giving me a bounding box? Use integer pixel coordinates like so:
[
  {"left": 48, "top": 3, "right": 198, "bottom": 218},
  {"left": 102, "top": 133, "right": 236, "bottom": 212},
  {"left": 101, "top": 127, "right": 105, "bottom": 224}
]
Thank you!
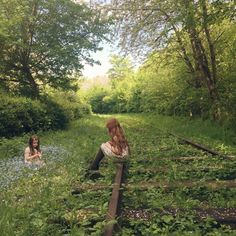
[{"left": 72, "top": 134, "right": 236, "bottom": 235}]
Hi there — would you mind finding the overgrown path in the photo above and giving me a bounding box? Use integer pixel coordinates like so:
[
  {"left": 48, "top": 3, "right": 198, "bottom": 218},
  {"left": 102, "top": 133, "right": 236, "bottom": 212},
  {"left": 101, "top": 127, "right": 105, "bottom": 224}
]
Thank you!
[{"left": 0, "top": 114, "right": 235, "bottom": 235}]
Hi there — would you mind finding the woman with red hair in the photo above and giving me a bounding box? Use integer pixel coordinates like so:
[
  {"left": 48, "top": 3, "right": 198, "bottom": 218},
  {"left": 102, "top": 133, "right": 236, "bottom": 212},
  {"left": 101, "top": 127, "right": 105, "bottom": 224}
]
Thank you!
[{"left": 87, "top": 118, "right": 130, "bottom": 177}]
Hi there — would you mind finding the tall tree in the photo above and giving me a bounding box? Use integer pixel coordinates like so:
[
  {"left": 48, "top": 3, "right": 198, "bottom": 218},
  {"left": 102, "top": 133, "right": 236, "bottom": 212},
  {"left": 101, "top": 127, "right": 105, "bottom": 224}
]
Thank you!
[
  {"left": 0, "top": 0, "right": 111, "bottom": 97},
  {"left": 109, "top": 0, "right": 235, "bottom": 120},
  {"left": 107, "top": 54, "right": 133, "bottom": 87}
]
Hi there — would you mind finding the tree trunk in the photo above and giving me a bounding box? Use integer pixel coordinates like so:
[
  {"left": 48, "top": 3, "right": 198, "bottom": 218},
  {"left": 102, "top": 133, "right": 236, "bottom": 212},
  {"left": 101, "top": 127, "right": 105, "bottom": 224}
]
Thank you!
[
  {"left": 160, "top": 10, "right": 197, "bottom": 86},
  {"left": 201, "top": 0, "right": 217, "bottom": 85},
  {"left": 22, "top": 65, "right": 40, "bottom": 98},
  {"left": 189, "top": 35, "right": 203, "bottom": 88},
  {"left": 185, "top": 0, "right": 220, "bottom": 120}
]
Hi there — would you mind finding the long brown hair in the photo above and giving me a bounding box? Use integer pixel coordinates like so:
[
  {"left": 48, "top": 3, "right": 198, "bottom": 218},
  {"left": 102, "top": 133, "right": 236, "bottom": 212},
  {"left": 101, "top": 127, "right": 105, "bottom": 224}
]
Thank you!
[
  {"left": 106, "top": 118, "right": 130, "bottom": 155},
  {"left": 28, "top": 135, "right": 40, "bottom": 154}
]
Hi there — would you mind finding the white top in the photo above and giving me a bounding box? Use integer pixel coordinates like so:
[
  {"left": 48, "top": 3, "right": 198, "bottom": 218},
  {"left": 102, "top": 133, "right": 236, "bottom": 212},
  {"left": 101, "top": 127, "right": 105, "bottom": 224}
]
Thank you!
[{"left": 101, "top": 141, "right": 129, "bottom": 159}]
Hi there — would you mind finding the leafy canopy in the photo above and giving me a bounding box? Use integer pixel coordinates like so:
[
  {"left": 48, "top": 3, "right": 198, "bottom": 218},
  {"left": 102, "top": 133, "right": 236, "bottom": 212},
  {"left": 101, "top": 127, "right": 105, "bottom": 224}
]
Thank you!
[{"left": 0, "top": 0, "right": 111, "bottom": 97}]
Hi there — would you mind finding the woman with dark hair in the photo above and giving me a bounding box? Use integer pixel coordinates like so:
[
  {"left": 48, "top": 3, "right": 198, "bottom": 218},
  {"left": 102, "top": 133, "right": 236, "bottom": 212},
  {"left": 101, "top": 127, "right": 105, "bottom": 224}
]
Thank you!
[{"left": 24, "top": 135, "right": 44, "bottom": 166}]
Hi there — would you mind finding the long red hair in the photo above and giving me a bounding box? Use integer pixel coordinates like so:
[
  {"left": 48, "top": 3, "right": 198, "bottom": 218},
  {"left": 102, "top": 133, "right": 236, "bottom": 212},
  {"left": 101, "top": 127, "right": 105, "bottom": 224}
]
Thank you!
[{"left": 106, "top": 118, "right": 130, "bottom": 155}]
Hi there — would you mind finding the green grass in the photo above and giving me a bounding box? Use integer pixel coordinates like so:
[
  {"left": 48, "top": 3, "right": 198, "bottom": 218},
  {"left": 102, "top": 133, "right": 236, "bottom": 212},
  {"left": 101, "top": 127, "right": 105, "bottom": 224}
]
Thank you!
[
  {"left": 144, "top": 114, "right": 236, "bottom": 155},
  {"left": 0, "top": 114, "right": 235, "bottom": 235}
]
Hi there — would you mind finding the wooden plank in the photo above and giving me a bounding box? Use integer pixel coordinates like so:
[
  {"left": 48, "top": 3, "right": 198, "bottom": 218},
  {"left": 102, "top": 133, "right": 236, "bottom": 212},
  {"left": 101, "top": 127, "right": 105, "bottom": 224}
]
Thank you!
[
  {"left": 71, "top": 184, "right": 112, "bottom": 194},
  {"left": 133, "top": 154, "right": 235, "bottom": 163},
  {"left": 122, "top": 208, "right": 236, "bottom": 228},
  {"left": 129, "top": 166, "right": 226, "bottom": 174},
  {"left": 125, "top": 180, "right": 236, "bottom": 190},
  {"left": 72, "top": 179, "right": 236, "bottom": 193},
  {"left": 133, "top": 156, "right": 208, "bottom": 163}
]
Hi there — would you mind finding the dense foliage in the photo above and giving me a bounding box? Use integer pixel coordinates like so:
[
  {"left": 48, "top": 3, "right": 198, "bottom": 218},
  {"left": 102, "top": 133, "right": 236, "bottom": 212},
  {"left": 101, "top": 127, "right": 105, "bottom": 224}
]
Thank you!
[
  {"left": 0, "top": 92, "right": 90, "bottom": 137},
  {"left": 111, "top": 0, "right": 235, "bottom": 120},
  {"left": 85, "top": 29, "right": 235, "bottom": 128},
  {"left": 0, "top": 0, "right": 110, "bottom": 137},
  {"left": 0, "top": 0, "right": 111, "bottom": 97},
  {"left": 83, "top": 0, "right": 236, "bottom": 130}
]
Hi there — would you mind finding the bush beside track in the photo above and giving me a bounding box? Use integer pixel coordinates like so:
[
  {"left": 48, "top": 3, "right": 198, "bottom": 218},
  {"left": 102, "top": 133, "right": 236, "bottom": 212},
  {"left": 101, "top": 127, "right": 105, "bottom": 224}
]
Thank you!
[{"left": 0, "top": 93, "right": 91, "bottom": 137}]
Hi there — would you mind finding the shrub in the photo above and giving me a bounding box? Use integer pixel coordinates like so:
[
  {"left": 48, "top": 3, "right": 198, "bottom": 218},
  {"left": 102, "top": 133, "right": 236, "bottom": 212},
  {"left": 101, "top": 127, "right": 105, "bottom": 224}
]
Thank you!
[
  {"left": 0, "top": 95, "right": 47, "bottom": 137},
  {"left": 0, "top": 92, "right": 91, "bottom": 137},
  {"left": 48, "top": 92, "right": 91, "bottom": 119}
]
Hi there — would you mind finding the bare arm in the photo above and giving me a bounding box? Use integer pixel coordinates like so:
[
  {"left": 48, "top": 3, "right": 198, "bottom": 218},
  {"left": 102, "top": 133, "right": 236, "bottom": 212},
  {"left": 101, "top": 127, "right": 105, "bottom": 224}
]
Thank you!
[{"left": 24, "top": 148, "right": 41, "bottom": 162}]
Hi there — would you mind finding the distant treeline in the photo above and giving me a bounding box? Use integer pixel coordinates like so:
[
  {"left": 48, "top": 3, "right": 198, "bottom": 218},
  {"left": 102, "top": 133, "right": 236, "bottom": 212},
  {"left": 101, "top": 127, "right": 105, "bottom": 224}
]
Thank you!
[{"left": 83, "top": 0, "right": 236, "bottom": 130}]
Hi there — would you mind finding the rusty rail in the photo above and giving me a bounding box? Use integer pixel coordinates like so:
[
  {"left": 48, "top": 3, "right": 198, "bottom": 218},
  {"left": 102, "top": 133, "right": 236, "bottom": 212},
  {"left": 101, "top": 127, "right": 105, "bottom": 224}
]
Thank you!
[
  {"left": 182, "top": 138, "right": 220, "bottom": 155},
  {"left": 71, "top": 135, "right": 235, "bottom": 235},
  {"left": 103, "top": 162, "right": 126, "bottom": 236},
  {"left": 102, "top": 135, "right": 235, "bottom": 234},
  {"left": 167, "top": 131, "right": 235, "bottom": 159},
  {"left": 125, "top": 180, "right": 236, "bottom": 190}
]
